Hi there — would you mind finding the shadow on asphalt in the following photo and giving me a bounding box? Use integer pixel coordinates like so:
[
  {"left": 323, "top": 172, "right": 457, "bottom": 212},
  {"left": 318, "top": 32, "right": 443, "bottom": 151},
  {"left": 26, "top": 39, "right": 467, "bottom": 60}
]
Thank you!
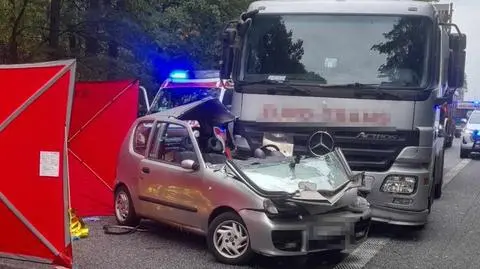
[
  {"left": 138, "top": 219, "right": 350, "bottom": 269},
  {"left": 368, "top": 222, "right": 425, "bottom": 241}
]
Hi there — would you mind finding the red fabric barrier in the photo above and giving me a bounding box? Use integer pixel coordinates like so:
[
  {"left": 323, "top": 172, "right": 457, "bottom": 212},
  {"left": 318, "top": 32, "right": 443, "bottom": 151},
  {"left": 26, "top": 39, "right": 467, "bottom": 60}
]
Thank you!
[
  {"left": 69, "top": 80, "right": 139, "bottom": 217},
  {"left": 0, "top": 60, "right": 75, "bottom": 268}
]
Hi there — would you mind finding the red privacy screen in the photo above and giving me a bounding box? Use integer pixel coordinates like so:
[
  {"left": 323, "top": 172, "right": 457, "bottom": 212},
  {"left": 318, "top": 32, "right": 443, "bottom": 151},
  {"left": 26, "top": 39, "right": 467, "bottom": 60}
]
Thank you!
[
  {"left": 0, "top": 60, "right": 76, "bottom": 268},
  {"left": 68, "top": 80, "right": 139, "bottom": 217}
]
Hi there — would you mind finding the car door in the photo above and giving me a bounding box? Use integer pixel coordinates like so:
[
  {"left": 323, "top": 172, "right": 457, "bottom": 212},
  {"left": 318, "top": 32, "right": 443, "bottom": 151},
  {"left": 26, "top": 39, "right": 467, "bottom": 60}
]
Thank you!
[{"left": 138, "top": 120, "right": 206, "bottom": 229}]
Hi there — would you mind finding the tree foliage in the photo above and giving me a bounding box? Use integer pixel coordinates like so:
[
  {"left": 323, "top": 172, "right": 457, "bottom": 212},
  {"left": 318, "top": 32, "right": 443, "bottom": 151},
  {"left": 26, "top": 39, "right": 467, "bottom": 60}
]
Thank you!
[
  {"left": 247, "top": 16, "right": 326, "bottom": 83},
  {"left": 0, "top": 0, "right": 253, "bottom": 93}
]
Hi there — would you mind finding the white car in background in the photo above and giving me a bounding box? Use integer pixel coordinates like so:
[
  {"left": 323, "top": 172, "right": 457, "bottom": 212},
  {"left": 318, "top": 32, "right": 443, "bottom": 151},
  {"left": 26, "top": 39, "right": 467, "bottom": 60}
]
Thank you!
[{"left": 460, "top": 110, "right": 480, "bottom": 158}]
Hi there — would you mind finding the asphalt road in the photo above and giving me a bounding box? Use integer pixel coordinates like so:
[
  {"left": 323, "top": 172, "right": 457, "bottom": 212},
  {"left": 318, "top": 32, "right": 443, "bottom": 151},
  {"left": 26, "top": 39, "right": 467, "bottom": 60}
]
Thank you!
[
  {"left": 0, "top": 138, "right": 475, "bottom": 269},
  {"left": 69, "top": 139, "right": 475, "bottom": 269}
]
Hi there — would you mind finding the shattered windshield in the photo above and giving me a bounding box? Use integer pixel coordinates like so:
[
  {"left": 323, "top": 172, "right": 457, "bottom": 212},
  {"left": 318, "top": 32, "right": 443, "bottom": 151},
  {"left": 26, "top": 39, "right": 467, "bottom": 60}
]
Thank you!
[
  {"left": 150, "top": 87, "right": 222, "bottom": 112},
  {"left": 239, "top": 152, "right": 350, "bottom": 193}
]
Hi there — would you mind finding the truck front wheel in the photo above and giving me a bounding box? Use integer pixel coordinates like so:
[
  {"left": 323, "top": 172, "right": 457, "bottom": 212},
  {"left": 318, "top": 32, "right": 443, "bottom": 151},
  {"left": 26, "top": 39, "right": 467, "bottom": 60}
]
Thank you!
[
  {"left": 433, "top": 150, "right": 444, "bottom": 199},
  {"left": 444, "top": 138, "right": 453, "bottom": 148}
]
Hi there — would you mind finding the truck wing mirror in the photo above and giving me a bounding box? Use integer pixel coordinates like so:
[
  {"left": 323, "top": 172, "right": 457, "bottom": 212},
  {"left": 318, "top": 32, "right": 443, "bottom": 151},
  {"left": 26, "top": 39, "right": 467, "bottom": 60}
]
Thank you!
[
  {"left": 448, "top": 32, "right": 467, "bottom": 89},
  {"left": 219, "top": 22, "right": 238, "bottom": 80}
]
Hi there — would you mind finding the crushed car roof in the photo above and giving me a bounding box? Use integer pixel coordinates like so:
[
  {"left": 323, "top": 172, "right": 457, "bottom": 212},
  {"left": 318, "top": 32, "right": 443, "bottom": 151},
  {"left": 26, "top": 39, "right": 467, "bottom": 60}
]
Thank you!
[{"left": 141, "top": 97, "right": 236, "bottom": 124}]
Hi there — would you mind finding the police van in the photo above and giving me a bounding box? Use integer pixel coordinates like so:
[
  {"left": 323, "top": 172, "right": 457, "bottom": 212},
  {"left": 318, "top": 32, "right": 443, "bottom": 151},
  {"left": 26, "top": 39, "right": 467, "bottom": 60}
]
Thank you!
[{"left": 147, "top": 70, "right": 233, "bottom": 115}]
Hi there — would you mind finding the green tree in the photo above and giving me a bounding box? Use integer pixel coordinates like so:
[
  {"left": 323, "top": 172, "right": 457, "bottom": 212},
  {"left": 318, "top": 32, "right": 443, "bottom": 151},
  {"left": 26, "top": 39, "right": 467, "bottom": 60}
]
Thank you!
[
  {"left": 0, "top": 0, "right": 255, "bottom": 94},
  {"left": 246, "top": 15, "right": 326, "bottom": 83}
]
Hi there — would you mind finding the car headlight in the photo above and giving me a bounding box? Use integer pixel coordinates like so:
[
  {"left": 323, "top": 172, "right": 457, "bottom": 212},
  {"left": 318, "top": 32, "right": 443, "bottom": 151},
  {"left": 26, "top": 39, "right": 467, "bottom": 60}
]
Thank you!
[
  {"left": 348, "top": 196, "right": 370, "bottom": 213},
  {"left": 380, "top": 175, "right": 417, "bottom": 194},
  {"left": 263, "top": 199, "right": 279, "bottom": 215}
]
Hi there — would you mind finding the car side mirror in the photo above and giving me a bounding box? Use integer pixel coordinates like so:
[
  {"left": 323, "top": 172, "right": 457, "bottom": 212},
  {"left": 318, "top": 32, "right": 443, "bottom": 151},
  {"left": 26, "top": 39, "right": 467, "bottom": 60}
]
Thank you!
[
  {"left": 181, "top": 159, "right": 200, "bottom": 171},
  {"left": 461, "top": 118, "right": 467, "bottom": 124},
  {"left": 448, "top": 32, "right": 467, "bottom": 89}
]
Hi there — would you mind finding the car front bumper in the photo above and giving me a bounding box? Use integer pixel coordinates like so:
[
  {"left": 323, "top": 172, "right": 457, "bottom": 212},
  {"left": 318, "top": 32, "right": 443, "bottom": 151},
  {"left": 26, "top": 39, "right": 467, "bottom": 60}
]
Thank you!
[
  {"left": 239, "top": 208, "right": 370, "bottom": 257},
  {"left": 357, "top": 164, "right": 432, "bottom": 226}
]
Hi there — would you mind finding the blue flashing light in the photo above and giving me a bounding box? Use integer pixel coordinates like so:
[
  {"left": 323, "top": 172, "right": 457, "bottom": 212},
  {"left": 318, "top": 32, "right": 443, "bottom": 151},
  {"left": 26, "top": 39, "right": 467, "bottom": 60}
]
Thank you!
[
  {"left": 169, "top": 70, "right": 189, "bottom": 80},
  {"left": 474, "top": 101, "right": 479, "bottom": 105},
  {"left": 473, "top": 130, "right": 480, "bottom": 141}
]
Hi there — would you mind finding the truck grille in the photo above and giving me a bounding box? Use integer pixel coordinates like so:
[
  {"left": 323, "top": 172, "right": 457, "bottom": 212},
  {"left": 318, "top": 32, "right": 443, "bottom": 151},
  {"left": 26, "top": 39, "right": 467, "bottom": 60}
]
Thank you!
[{"left": 234, "top": 122, "right": 420, "bottom": 172}]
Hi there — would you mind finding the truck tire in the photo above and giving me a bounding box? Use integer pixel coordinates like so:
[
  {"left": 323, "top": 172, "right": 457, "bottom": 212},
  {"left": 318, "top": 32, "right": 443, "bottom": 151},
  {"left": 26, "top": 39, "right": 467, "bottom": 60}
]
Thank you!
[
  {"left": 445, "top": 138, "right": 453, "bottom": 148},
  {"left": 434, "top": 150, "right": 444, "bottom": 199}
]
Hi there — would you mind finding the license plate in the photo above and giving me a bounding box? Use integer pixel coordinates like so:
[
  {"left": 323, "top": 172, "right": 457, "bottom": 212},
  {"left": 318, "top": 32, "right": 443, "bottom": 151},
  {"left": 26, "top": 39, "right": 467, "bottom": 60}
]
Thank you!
[
  {"left": 313, "top": 225, "right": 345, "bottom": 236},
  {"left": 262, "top": 133, "right": 294, "bottom": 157}
]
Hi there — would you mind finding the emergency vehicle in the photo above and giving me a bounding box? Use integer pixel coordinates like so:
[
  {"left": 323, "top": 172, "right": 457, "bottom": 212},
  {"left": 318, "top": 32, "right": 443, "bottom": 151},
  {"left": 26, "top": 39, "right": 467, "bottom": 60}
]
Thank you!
[{"left": 147, "top": 70, "right": 233, "bottom": 115}]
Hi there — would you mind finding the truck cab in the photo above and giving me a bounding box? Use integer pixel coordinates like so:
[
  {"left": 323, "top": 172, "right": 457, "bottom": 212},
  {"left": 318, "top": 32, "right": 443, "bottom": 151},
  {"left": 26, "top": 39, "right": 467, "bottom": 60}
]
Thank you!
[{"left": 219, "top": 0, "right": 466, "bottom": 227}]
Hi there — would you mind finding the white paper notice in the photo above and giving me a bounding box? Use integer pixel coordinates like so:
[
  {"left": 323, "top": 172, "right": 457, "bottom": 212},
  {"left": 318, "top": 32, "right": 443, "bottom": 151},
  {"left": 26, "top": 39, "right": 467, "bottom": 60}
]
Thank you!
[{"left": 39, "top": 151, "right": 60, "bottom": 177}]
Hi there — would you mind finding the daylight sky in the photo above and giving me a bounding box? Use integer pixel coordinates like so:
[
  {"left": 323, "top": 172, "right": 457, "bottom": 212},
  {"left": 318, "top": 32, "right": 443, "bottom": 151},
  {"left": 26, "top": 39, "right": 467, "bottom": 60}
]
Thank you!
[{"left": 450, "top": 0, "right": 479, "bottom": 100}]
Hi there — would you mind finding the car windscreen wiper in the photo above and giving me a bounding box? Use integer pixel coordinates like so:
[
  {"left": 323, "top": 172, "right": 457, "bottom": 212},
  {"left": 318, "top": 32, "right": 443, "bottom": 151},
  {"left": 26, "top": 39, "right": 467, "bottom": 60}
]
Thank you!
[
  {"left": 318, "top": 82, "right": 380, "bottom": 89},
  {"left": 318, "top": 82, "right": 404, "bottom": 100},
  {"left": 238, "top": 79, "right": 313, "bottom": 96}
]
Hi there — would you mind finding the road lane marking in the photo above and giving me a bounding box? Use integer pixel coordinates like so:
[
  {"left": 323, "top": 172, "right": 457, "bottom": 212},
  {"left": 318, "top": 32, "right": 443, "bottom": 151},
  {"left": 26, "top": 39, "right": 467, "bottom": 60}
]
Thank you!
[
  {"left": 333, "top": 238, "right": 389, "bottom": 269},
  {"left": 333, "top": 158, "right": 471, "bottom": 268},
  {"left": 443, "top": 159, "right": 471, "bottom": 188}
]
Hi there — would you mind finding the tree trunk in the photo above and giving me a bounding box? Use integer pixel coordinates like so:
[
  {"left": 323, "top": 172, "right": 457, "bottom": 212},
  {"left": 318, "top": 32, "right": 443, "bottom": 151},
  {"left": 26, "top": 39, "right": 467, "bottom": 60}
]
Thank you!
[
  {"left": 48, "top": 0, "right": 61, "bottom": 59},
  {"left": 85, "top": 0, "right": 100, "bottom": 57},
  {"left": 7, "top": 0, "right": 29, "bottom": 64},
  {"left": 104, "top": 0, "right": 122, "bottom": 79}
]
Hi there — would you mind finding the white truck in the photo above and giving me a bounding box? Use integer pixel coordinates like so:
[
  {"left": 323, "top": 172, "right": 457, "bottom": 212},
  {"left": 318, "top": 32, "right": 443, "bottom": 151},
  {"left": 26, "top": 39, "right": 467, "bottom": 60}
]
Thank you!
[{"left": 219, "top": 0, "right": 466, "bottom": 227}]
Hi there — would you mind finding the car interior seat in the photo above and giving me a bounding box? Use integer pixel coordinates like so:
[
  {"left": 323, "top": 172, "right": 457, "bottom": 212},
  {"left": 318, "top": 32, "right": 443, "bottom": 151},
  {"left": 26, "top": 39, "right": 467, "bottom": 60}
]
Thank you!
[{"left": 173, "top": 151, "right": 198, "bottom": 164}]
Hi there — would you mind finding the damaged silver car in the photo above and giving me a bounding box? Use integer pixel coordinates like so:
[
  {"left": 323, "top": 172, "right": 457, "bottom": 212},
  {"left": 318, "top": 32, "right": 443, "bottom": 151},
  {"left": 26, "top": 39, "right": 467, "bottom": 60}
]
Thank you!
[{"left": 113, "top": 97, "right": 371, "bottom": 265}]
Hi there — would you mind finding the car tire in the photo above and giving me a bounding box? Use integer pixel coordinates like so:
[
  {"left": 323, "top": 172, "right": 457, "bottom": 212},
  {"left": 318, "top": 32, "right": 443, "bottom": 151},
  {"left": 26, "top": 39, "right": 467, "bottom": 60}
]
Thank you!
[
  {"left": 114, "top": 185, "right": 140, "bottom": 226},
  {"left": 207, "top": 212, "right": 254, "bottom": 265},
  {"left": 460, "top": 149, "right": 469, "bottom": 159}
]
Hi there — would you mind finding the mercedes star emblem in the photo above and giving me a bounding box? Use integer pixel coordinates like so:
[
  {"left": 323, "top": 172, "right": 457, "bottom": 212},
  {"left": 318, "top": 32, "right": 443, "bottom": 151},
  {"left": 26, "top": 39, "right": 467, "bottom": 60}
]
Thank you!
[{"left": 307, "top": 131, "right": 335, "bottom": 156}]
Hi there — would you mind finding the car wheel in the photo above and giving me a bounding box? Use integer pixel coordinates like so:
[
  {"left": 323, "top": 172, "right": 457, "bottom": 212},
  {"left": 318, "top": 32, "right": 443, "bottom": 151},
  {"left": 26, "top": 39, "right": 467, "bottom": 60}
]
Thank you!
[
  {"left": 207, "top": 212, "right": 254, "bottom": 265},
  {"left": 460, "top": 149, "right": 469, "bottom": 159},
  {"left": 114, "top": 186, "right": 140, "bottom": 226}
]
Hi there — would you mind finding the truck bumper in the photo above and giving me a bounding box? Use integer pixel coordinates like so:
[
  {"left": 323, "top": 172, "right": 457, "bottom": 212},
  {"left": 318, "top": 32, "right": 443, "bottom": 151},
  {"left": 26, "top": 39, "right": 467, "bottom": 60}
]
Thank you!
[{"left": 356, "top": 164, "right": 431, "bottom": 226}]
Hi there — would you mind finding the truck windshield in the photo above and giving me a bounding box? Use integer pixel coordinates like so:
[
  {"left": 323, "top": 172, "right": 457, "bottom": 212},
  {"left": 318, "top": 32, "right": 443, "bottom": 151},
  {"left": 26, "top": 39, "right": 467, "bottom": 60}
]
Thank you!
[
  {"left": 149, "top": 87, "right": 221, "bottom": 113},
  {"left": 241, "top": 14, "right": 432, "bottom": 88}
]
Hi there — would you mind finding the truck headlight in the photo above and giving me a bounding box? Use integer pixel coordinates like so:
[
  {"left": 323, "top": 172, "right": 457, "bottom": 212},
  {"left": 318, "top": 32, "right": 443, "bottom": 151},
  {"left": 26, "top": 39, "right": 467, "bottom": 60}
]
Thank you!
[
  {"left": 263, "top": 199, "right": 279, "bottom": 215},
  {"left": 348, "top": 196, "right": 370, "bottom": 213},
  {"left": 380, "top": 175, "right": 417, "bottom": 194}
]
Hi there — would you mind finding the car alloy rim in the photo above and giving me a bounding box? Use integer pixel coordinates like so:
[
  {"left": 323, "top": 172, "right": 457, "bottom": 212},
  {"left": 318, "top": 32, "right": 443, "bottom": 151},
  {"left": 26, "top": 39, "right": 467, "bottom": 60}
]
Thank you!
[
  {"left": 115, "top": 191, "right": 129, "bottom": 222},
  {"left": 213, "top": 220, "right": 249, "bottom": 259}
]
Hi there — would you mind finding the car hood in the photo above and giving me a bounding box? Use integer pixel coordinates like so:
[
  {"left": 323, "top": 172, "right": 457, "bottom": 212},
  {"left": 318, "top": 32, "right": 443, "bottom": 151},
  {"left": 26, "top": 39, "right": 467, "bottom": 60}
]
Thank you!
[{"left": 227, "top": 149, "right": 361, "bottom": 206}]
